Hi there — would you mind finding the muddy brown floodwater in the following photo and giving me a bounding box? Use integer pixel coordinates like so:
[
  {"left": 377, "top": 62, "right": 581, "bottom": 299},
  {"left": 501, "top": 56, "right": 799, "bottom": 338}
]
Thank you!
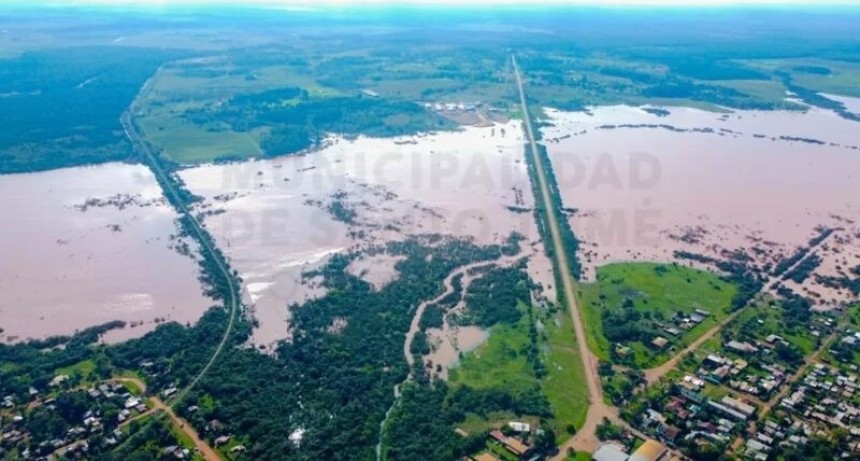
[
  {"left": 541, "top": 105, "right": 860, "bottom": 309},
  {"left": 180, "top": 122, "right": 556, "bottom": 350},
  {"left": 0, "top": 163, "right": 212, "bottom": 344}
]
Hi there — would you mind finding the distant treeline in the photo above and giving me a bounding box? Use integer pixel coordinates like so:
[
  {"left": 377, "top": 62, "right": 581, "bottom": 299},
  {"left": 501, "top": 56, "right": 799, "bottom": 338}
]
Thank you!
[{"left": 0, "top": 47, "right": 185, "bottom": 174}]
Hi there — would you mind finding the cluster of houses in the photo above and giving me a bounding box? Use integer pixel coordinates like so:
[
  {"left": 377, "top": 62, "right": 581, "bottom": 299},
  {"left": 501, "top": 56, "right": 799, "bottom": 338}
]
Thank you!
[
  {"left": 742, "top": 362, "right": 860, "bottom": 459},
  {"left": 592, "top": 439, "right": 669, "bottom": 461},
  {"left": 698, "top": 351, "right": 787, "bottom": 399},
  {"left": 632, "top": 372, "right": 761, "bottom": 455},
  {"left": 0, "top": 380, "right": 145, "bottom": 460}
]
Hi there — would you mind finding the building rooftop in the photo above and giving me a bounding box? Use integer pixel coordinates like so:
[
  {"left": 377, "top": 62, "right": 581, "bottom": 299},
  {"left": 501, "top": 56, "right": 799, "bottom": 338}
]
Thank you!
[
  {"left": 593, "top": 443, "right": 630, "bottom": 461},
  {"left": 629, "top": 439, "right": 668, "bottom": 461}
]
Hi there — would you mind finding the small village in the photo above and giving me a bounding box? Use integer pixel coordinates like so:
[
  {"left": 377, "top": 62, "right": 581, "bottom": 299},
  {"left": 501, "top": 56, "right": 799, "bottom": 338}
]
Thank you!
[
  {"left": 591, "top": 307, "right": 860, "bottom": 461},
  {"left": 0, "top": 375, "right": 157, "bottom": 460}
]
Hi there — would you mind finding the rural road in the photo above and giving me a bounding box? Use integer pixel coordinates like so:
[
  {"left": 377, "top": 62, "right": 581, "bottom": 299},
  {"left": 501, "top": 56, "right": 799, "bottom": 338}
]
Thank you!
[
  {"left": 112, "top": 378, "right": 221, "bottom": 461},
  {"left": 122, "top": 75, "right": 241, "bottom": 410},
  {"left": 512, "top": 56, "right": 618, "bottom": 457}
]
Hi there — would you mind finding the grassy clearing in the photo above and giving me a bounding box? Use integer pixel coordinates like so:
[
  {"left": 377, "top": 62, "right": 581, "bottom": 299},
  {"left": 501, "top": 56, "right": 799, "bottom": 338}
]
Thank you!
[
  {"left": 741, "top": 58, "right": 860, "bottom": 98},
  {"left": 577, "top": 262, "right": 736, "bottom": 368},
  {"left": 449, "top": 309, "right": 535, "bottom": 391},
  {"left": 138, "top": 115, "right": 264, "bottom": 163},
  {"left": 542, "top": 311, "right": 589, "bottom": 437},
  {"left": 448, "top": 302, "right": 588, "bottom": 436},
  {"left": 55, "top": 359, "right": 96, "bottom": 378}
]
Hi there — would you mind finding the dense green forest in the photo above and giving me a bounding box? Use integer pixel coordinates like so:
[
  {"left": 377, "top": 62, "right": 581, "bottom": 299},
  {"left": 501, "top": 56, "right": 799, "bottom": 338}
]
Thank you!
[{"left": 0, "top": 47, "right": 185, "bottom": 174}]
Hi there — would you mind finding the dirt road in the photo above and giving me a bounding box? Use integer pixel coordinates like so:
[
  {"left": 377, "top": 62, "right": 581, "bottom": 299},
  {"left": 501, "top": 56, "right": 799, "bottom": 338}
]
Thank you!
[
  {"left": 512, "top": 56, "right": 618, "bottom": 456},
  {"left": 112, "top": 378, "right": 221, "bottom": 461}
]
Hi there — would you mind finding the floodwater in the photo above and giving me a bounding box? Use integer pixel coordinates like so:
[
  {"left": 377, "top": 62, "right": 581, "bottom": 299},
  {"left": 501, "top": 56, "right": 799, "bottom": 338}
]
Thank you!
[
  {"left": 425, "top": 325, "right": 488, "bottom": 379},
  {"left": 180, "top": 121, "right": 555, "bottom": 349},
  {"left": 0, "top": 163, "right": 212, "bottom": 343},
  {"left": 541, "top": 105, "right": 860, "bottom": 298},
  {"left": 821, "top": 93, "right": 860, "bottom": 117}
]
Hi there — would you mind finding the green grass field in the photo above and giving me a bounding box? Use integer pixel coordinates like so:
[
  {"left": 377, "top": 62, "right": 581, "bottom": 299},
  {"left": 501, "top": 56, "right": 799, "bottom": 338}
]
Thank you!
[
  {"left": 577, "top": 262, "right": 736, "bottom": 368},
  {"left": 55, "top": 359, "right": 97, "bottom": 378},
  {"left": 449, "top": 302, "right": 588, "bottom": 437},
  {"left": 542, "top": 311, "right": 589, "bottom": 437}
]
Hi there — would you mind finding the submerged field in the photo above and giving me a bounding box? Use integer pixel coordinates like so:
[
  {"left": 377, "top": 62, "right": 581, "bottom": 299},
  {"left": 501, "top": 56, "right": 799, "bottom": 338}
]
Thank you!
[
  {"left": 179, "top": 122, "right": 557, "bottom": 348},
  {"left": 541, "top": 104, "right": 860, "bottom": 311},
  {"left": 0, "top": 163, "right": 211, "bottom": 343}
]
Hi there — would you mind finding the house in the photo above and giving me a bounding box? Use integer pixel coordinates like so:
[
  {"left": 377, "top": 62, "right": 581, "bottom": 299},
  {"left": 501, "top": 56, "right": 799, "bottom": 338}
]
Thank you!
[
  {"left": 124, "top": 397, "right": 141, "bottom": 409},
  {"left": 695, "top": 309, "right": 711, "bottom": 317},
  {"left": 721, "top": 396, "right": 756, "bottom": 417},
  {"left": 508, "top": 422, "right": 530, "bottom": 433},
  {"left": 660, "top": 425, "right": 681, "bottom": 443},
  {"left": 489, "top": 430, "right": 530, "bottom": 457},
  {"left": 726, "top": 340, "right": 759, "bottom": 354},
  {"left": 652, "top": 337, "right": 669, "bottom": 349},
  {"left": 707, "top": 401, "right": 749, "bottom": 421},
  {"left": 689, "top": 313, "right": 706, "bottom": 324},
  {"left": 629, "top": 439, "right": 668, "bottom": 461},
  {"left": 704, "top": 355, "right": 726, "bottom": 367},
  {"left": 214, "top": 435, "right": 231, "bottom": 446},
  {"left": 593, "top": 443, "right": 629, "bottom": 461},
  {"left": 665, "top": 327, "right": 681, "bottom": 337}
]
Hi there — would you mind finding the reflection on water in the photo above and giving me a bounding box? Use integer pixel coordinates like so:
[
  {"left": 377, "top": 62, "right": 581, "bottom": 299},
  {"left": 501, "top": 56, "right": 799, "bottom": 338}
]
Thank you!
[
  {"left": 543, "top": 105, "right": 860, "bottom": 289},
  {"left": 0, "top": 163, "right": 212, "bottom": 343}
]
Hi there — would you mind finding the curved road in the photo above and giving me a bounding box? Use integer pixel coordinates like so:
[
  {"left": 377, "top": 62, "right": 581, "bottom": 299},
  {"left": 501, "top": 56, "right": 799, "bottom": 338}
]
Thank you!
[
  {"left": 121, "top": 75, "right": 241, "bottom": 410},
  {"left": 112, "top": 378, "right": 221, "bottom": 461}
]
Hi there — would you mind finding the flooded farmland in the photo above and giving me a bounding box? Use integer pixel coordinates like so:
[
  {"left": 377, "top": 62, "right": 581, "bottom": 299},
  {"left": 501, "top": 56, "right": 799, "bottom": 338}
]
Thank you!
[
  {"left": 0, "top": 163, "right": 212, "bottom": 343},
  {"left": 180, "top": 121, "right": 556, "bottom": 349},
  {"left": 541, "top": 105, "right": 860, "bottom": 308}
]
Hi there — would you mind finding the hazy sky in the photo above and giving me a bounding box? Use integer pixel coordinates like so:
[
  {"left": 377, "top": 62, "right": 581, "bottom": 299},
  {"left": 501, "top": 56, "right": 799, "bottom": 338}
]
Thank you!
[{"left": 26, "top": 0, "right": 860, "bottom": 6}]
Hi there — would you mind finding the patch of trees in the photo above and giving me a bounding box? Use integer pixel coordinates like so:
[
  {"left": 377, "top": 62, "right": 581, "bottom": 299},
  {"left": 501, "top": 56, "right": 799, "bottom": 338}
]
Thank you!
[
  {"left": 167, "top": 236, "right": 518, "bottom": 460},
  {"left": 382, "top": 382, "right": 487, "bottom": 461},
  {"left": 461, "top": 263, "right": 531, "bottom": 327},
  {"left": 783, "top": 254, "right": 822, "bottom": 283},
  {"left": 773, "top": 228, "right": 833, "bottom": 279},
  {"left": 523, "top": 139, "right": 583, "bottom": 282},
  {"left": 776, "top": 286, "right": 813, "bottom": 325},
  {"left": 642, "top": 79, "right": 780, "bottom": 110},
  {"left": 186, "top": 90, "right": 455, "bottom": 157},
  {"left": 792, "top": 65, "right": 832, "bottom": 75},
  {"left": 816, "top": 265, "right": 860, "bottom": 296},
  {"left": 776, "top": 71, "right": 860, "bottom": 122}
]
